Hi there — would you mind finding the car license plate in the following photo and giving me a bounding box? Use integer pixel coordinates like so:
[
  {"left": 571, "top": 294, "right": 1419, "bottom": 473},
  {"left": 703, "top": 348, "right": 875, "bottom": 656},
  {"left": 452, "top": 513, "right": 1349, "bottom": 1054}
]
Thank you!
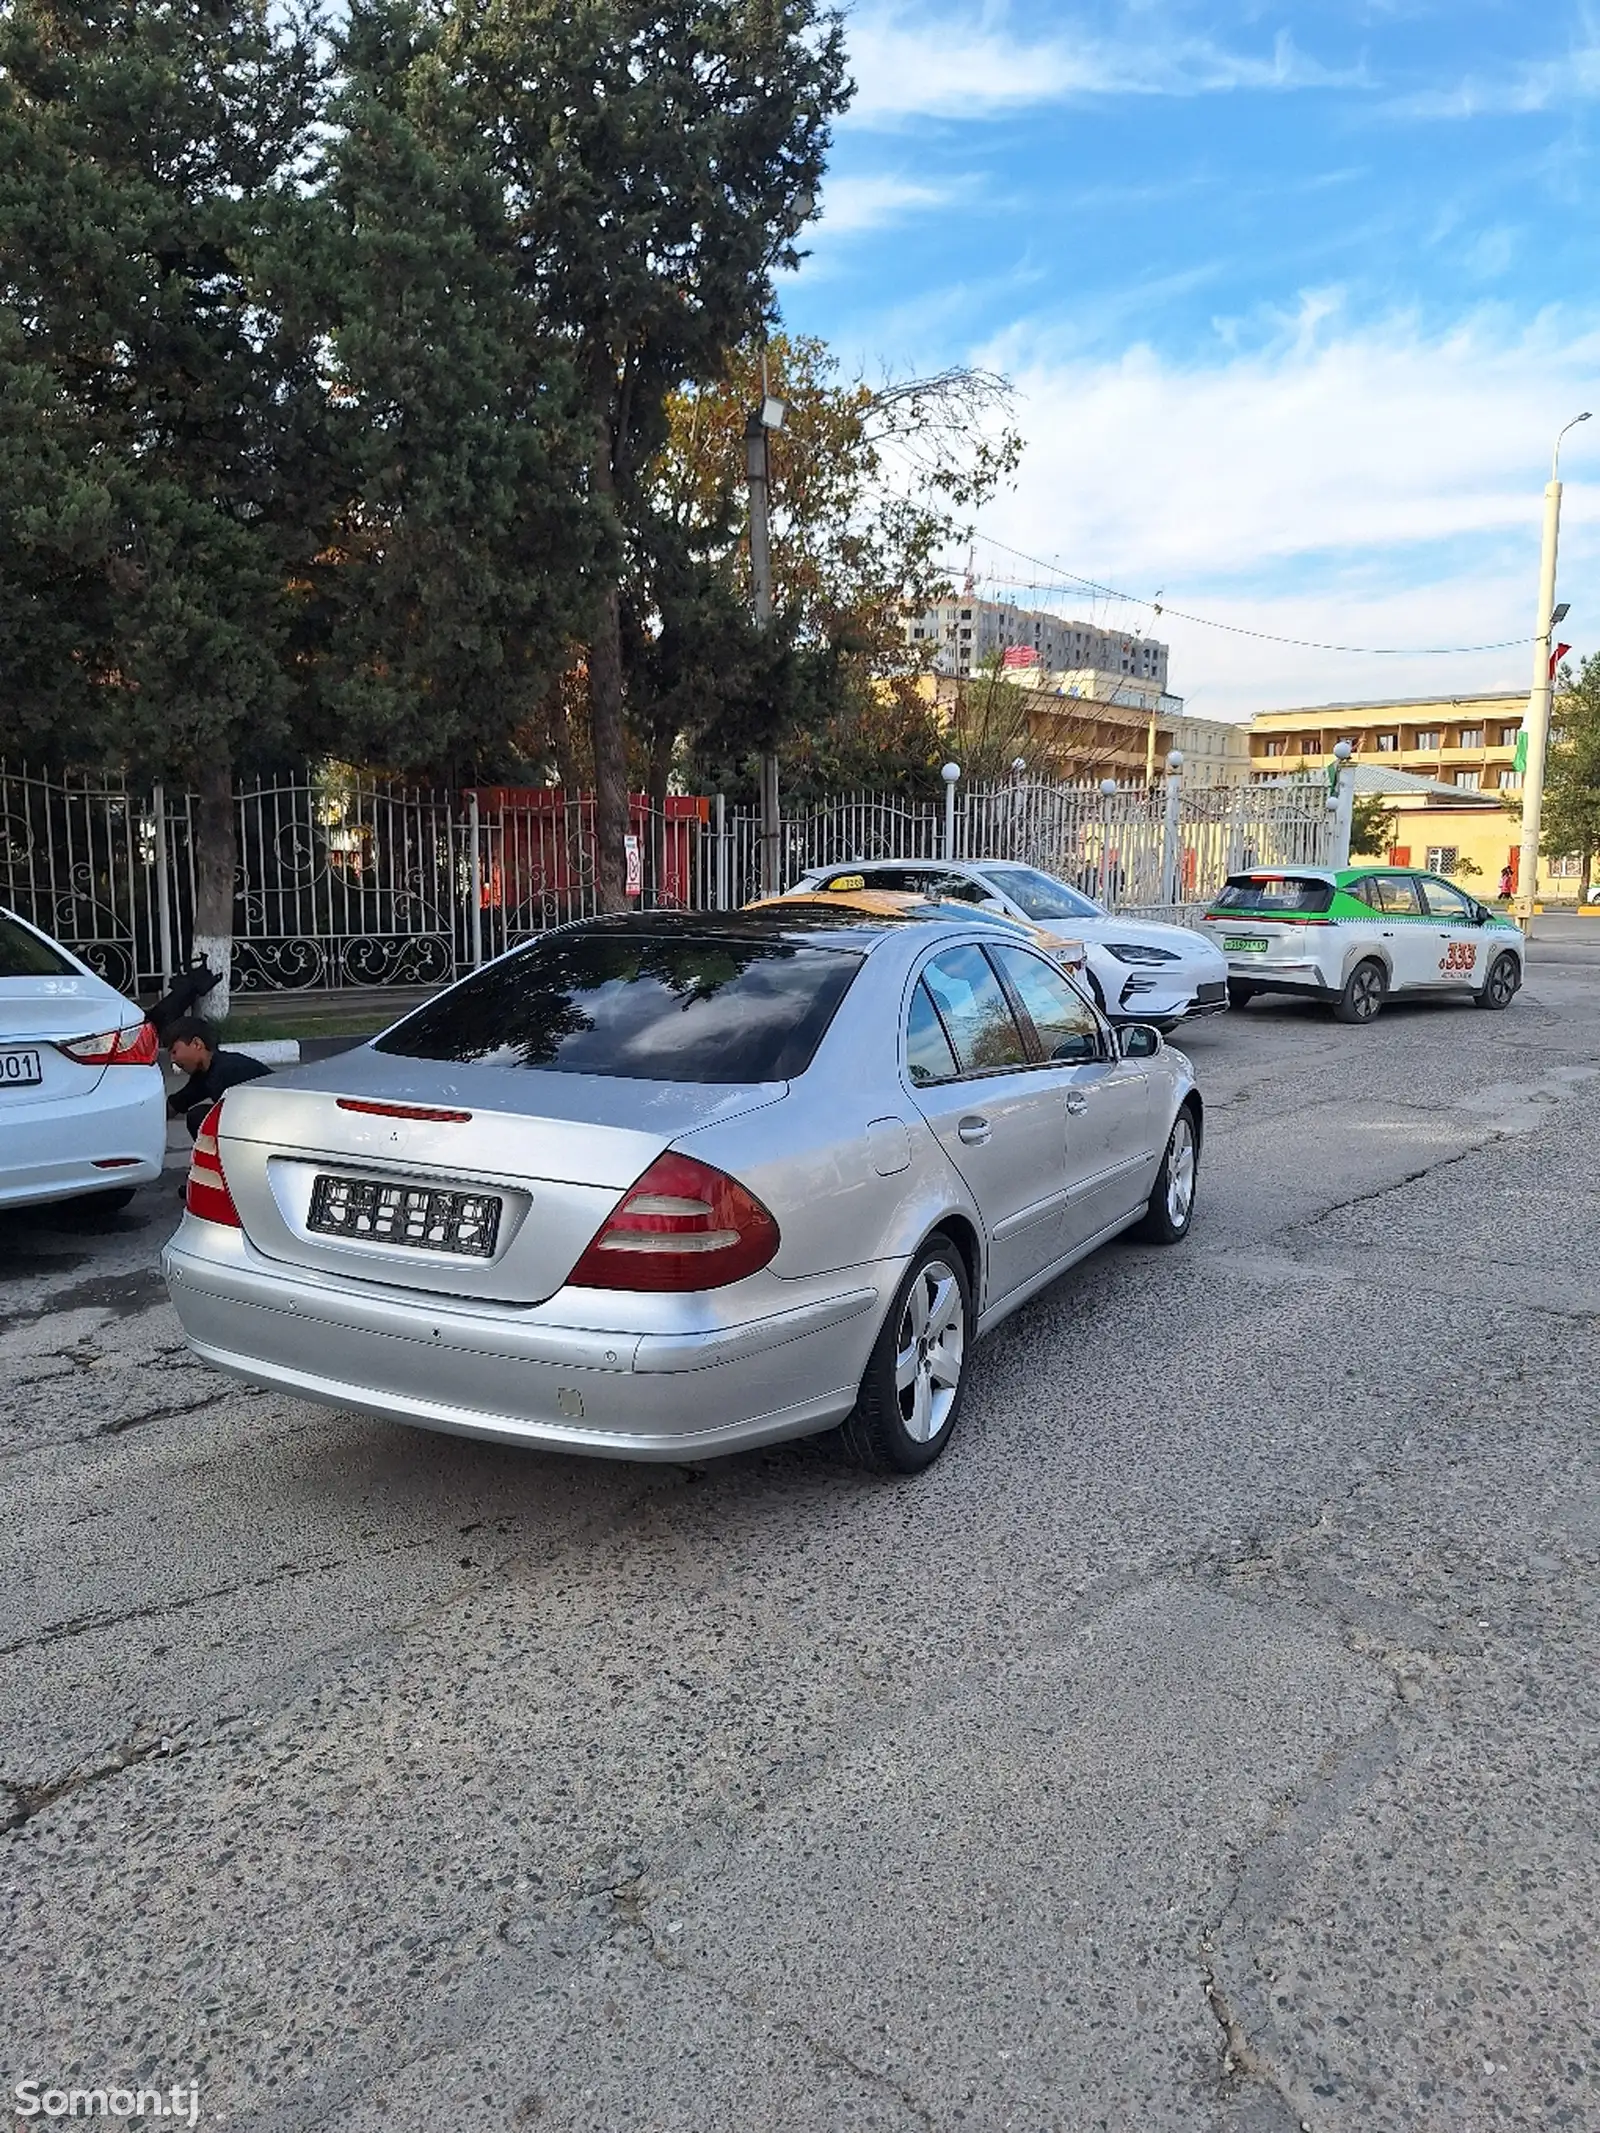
[
  {"left": 1223, "top": 936, "right": 1269, "bottom": 953},
  {"left": 0, "top": 1048, "right": 44, "bottom": 1088},
  {"left": 307, "top": 1174, "right": 502, "bottom": 1257}
]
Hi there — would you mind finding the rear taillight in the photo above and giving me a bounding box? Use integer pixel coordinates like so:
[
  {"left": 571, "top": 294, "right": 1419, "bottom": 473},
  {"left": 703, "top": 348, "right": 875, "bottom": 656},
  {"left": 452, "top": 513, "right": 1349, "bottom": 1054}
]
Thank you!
[
  {"left": 568, "top": 1151, "right": 779, "bottom": 1293},
  {"left": 60, "top": 1022, "right": 158, "bottom": 1066},
  {"left": 185, "top": 1100, "right": 241, "bottom": 1228}
]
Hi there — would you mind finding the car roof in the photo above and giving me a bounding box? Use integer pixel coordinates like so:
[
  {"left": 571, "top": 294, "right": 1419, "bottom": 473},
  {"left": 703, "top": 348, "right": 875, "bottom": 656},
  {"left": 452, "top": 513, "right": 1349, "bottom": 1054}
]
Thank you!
[
  {"left": 1227, "top": 866, "right": 1339, "bottom": 882},
  {"left": 560, "top": 904, "right": 1003, "bottom": 956}
]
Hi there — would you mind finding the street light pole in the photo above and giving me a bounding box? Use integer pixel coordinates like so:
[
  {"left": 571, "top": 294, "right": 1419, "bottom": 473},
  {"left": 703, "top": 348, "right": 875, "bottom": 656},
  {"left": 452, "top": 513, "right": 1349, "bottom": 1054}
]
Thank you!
[
  {"left": 1516, "top": 411, "right": 1590, "bottom": 933},
  {"left": 747, "top": 399, "right": 783, "bottom": 895}
]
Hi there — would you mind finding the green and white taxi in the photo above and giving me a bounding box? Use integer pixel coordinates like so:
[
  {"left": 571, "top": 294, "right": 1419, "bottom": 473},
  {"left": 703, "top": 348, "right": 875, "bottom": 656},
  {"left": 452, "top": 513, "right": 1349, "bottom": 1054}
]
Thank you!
[{"left": 1197, "top": 866, "right": 1525, "bottom": 1025}]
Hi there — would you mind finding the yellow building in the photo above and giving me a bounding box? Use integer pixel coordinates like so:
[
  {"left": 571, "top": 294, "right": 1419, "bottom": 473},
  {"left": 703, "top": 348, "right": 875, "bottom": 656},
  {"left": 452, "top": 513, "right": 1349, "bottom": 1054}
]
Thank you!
[
  {"left": 1246, "top": 690, "right": 1580, "bottom": 899},
  {"left": 1248, "top": 689, "right": 1525, "bottom": 795}
]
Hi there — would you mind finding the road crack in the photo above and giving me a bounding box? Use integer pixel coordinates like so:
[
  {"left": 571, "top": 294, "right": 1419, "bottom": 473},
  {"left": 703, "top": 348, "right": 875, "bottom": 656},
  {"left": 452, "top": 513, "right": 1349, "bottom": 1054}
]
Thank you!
[{"left": 1, "top": 1730, "right": 186, "bottom": 1834}]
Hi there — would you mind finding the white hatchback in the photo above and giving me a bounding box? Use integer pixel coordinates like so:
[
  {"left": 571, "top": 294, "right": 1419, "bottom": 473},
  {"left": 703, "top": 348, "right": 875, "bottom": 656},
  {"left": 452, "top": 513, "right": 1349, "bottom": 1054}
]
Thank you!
[{"left": 0, "top": 906, "right": 166, "bottom": 1212}]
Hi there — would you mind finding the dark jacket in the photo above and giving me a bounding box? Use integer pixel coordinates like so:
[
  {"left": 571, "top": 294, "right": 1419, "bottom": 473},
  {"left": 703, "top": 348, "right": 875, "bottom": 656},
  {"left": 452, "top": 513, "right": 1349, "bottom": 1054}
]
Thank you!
[{"left": 167, "top": 1047, "right": 273, "bottom": 1119}]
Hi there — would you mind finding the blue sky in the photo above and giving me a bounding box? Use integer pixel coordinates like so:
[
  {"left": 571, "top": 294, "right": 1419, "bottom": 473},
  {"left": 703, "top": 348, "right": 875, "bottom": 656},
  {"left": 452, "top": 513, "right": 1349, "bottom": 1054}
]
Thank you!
[{"left": 783, "top": 1, "right": 1600, "bottom": 718}]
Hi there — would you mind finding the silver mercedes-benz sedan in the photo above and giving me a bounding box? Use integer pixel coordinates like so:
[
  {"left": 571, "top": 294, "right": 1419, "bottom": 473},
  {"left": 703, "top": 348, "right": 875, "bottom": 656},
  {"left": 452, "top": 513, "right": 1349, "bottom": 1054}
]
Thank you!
[{"left": 163, "top": 907, "right": 1201, "bottom": 1473}]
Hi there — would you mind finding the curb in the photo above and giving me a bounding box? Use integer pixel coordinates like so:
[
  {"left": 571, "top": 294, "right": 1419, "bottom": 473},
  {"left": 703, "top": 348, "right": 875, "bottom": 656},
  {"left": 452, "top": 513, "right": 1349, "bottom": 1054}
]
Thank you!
[{"left": 233, "top": 1039, "right": 301, "bottom": 1067}]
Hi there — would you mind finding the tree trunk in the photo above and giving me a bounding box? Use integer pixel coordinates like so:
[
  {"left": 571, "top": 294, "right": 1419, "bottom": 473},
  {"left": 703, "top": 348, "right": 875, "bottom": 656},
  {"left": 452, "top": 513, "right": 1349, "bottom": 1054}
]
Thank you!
[
  {"left": 587, "top": 389, "right": 629, "bottom": 914},
  {"left": 588, "top": 583, "right": 629, "bottom": 912},
  {"left": 1581, "top": 850, "right": 1594, "bottom": 907},
  {"left": 190, "top": 754, "right": 236, "bottom": 1024}
]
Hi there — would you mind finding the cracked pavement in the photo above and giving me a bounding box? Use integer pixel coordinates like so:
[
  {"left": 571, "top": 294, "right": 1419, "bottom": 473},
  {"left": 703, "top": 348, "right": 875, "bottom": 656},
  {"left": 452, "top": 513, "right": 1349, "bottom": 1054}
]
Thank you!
[{"left": 3, "top": 925, "right": 1598, "bottom": 2132}]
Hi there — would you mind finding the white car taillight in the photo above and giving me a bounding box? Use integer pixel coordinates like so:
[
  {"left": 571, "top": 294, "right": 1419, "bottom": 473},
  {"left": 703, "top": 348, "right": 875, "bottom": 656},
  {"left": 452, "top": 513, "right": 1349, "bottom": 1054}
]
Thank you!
[
  {"left": 59, "top": 1022, "right": 158, "bottom": 1066},
  {"left": 185, "top": 1100, "right": 242, "bottom": 1228},
  {"left": 568, "top": 1151, "right": 779, "bottom": 1293}
]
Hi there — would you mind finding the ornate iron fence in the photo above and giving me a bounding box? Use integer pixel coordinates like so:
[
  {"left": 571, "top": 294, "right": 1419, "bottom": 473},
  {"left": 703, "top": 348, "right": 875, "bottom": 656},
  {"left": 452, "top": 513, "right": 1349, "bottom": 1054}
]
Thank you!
[{"left": 0, "top": 763, "right": 1333, "bottom": 991}]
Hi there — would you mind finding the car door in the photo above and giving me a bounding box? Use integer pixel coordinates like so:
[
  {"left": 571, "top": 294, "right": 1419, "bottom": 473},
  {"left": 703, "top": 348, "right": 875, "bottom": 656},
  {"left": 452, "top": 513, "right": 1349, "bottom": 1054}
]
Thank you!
[
  {"left": 1415, "top": 874, "right": 1488, "bottom": 987},
  {"left": 905, "top": 945, "right": 1070, "bottom": 1307},
  {"left": 1362, "top": 872, "right": 1434, "bottom": 987},
  {"left": 988, "top": 943, "right": 1156, "bottom": 1242}
]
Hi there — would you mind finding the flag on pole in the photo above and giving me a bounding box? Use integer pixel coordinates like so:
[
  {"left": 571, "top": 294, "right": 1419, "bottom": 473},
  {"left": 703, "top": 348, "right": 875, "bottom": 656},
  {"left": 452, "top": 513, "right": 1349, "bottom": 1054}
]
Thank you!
[{"left": 1517, "top": 644, "right": 1574, "bottom": 773}]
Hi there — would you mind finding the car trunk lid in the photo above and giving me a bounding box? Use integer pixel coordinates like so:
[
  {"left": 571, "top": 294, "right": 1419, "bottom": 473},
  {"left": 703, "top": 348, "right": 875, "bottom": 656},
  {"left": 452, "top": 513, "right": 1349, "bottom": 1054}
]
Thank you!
[
  {"left": 213, "top": 1051, "right": 787, "bottom": 1304},
  {"left": 0, "top": 975, "right": 134, "bottom": 1103}
]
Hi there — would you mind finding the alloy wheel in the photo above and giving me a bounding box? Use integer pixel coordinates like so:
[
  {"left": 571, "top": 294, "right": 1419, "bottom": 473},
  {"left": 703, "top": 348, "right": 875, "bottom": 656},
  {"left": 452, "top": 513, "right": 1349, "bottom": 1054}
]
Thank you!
[
  {"left": 1351, "top": 965, "right": 1383, "bottom": 1019},
  {"left": 1165, "top": 1114, "right": 1197, "bottom": 1228},
  {"left": 894, "top": 1258, "right": 965, "bottom": 1444},
  {"left": 1488, "top": 955, "right": 1517, "bottom": 1006}
]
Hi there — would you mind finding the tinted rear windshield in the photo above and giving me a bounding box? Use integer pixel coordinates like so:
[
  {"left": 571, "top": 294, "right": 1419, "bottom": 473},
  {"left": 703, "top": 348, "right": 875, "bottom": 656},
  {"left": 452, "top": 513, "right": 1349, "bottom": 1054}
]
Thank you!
[
  {"left": 0, "top": 912, "right": 76, "bottom": 977},
  {"left": 1212, "top": 876, "right": 1334, "bottom": 914},
  {"left": 375, "top": 930, "right": 864, "bottom": 1082}
]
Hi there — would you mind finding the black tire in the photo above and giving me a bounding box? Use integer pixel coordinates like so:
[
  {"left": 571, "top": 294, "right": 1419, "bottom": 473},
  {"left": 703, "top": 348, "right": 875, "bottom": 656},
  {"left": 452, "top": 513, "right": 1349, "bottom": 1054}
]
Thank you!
[
  {"left": 1135, "top": 1103, "right": 1199, "bottom": 1245},
  {"left": 1332, "top": 957, "right": 1386, "bottom": 1025},
  {"left": 1226, "top": 980, "right": 1257, "bottom": 1009},
  {"left": 837, "top": 1235, "right": 973, "bottom": 1475},
  {"left": 1474, "top": 951, "right": 1520, "bottom": 1010}
]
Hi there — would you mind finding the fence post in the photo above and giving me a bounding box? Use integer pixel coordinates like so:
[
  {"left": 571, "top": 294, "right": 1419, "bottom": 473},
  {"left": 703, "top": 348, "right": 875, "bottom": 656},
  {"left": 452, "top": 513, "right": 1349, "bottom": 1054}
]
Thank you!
[
  {"left": 468, "top": 791, "right": 484, "bottom": 966},
  {"left": 714, "top": 794, "right": 728, "bottom": 909},
  {"left": 152, "top": 781, "right": 175, "bottom": 988},
  {"left": 941, "top": 760, "right": 961, "bottom": 860},
  {"left": 1160, "top": 752, "right": 1184, "bottom": 907},
  {"left": 1097, "top": 778, "right": 1119, "bottom": 906}
]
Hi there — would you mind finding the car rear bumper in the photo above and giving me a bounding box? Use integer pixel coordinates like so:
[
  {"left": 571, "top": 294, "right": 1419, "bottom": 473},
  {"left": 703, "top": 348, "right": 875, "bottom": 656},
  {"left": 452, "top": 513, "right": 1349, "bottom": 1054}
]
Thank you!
[
  {"left": 162, "top": 1222, "right": 891, "bottom": 1460},
  {"left": 0, "top": 1070, "right": 166, "bottom": 1208}
]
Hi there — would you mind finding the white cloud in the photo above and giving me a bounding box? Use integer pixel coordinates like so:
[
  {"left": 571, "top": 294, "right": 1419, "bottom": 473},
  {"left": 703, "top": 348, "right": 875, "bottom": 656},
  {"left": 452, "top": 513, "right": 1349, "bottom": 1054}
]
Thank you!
[
  {"left": 844, "top": 5, "right": 1360, "bottom": 127},
  {"left": 1384, "top": 26, "right": 1600, "bottom": 118},
  {"left": 817, "top": 172, "right": 959, "bottom": 234},
  {"left": 965, "top": 302, "right": 1600, "bottom": 717}
]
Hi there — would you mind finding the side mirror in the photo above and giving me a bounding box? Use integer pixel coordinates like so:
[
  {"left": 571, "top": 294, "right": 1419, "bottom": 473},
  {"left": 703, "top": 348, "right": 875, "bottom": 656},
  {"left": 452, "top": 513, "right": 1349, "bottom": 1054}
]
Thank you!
[
  {"left": 1118, "top": 1023, "right": 1162, "bottom": 1059},
  {"left": 978, "top": 896, "right": 1010, "bottom": 914}
]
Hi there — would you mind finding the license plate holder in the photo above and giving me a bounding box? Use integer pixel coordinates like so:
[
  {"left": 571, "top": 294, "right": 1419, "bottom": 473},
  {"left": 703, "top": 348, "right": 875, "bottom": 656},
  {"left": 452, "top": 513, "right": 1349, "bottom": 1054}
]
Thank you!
[
  {"left": 0, "top": 1048, "right": 44, "bottom": 1088},
  {"left": 1223, "top": 936, "right": 1269, "bottom": 953},
  {"left": 307, "top": 1173, "right": 502, "bottom": 1257}
]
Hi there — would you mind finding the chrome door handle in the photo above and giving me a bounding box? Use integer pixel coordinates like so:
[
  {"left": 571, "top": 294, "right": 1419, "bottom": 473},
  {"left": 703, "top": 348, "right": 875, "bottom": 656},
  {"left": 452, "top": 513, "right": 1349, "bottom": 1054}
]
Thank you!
[
  {"left": 1064, "top": 1091, "right": 1088, "bottom": 1115},
  {"left": 957, "top": 1115, "right": 991, "bottom": 1144}
]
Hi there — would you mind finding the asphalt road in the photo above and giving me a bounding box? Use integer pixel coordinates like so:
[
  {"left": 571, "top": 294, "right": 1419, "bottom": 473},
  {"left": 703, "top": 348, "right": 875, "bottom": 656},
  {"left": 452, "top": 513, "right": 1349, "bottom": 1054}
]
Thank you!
[{"left": 3, "top": 926, "right": 1599, "bottom": 2133}]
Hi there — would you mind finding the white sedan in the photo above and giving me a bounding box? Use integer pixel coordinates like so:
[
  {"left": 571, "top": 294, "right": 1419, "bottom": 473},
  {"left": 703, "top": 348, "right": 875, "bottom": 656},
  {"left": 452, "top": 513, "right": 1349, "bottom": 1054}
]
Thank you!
[
  {"left": 0, "top": 905, "right": 166, "bottom": 1213},
  {"left": 793, "top": 858, "right": 1229, "bottom": 1027}
]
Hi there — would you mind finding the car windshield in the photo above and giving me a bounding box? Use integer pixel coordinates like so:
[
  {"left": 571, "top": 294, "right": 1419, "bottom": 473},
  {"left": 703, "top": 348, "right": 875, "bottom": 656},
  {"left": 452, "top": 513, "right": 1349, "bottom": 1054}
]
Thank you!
[
  {"left": 375, "top": 928, "right": 864, "bottom": 1083},
  {"left": 1212, "top": 876, "right": 1335, "bottom": 914},
  {"left": 0, "top": 912, "right": 76, "bottom": 977},
  {"left": 974, "top": 866, "right": 1103, "bottom": 922}
]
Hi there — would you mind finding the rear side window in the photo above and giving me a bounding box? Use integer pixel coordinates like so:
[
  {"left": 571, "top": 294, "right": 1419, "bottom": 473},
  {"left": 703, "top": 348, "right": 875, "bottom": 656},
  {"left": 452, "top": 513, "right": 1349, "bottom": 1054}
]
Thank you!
[
  {"left": 0, "top": 912, "right": 76, "bottom": 977},
  {"left": 817, "top": 867, "right": 985, "bottom": 903},
  {"left": 920, "top": 946, "right": 1029, "bottom": 1074},
  {"left": 1212, "top": 876, "right": 1334, "bottom": 914},
  {"left": 906, "top": 981, "right": 960, "bottom": 1085},
  {"left": 377, "top": 930, "right": 863, "bottom": 1083}
]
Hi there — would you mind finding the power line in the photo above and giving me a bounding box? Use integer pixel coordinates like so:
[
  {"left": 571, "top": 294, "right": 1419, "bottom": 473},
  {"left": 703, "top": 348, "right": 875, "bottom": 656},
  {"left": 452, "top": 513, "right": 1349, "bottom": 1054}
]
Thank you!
[{"left": 947, "top": 533, "right": 1533, "bottom": 658}]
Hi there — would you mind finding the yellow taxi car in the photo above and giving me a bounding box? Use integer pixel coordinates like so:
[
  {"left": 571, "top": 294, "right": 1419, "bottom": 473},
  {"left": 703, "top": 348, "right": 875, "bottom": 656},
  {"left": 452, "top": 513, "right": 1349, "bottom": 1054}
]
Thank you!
[{"left": 746, "top": 882, "right": 1090, "bottom": 981}]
